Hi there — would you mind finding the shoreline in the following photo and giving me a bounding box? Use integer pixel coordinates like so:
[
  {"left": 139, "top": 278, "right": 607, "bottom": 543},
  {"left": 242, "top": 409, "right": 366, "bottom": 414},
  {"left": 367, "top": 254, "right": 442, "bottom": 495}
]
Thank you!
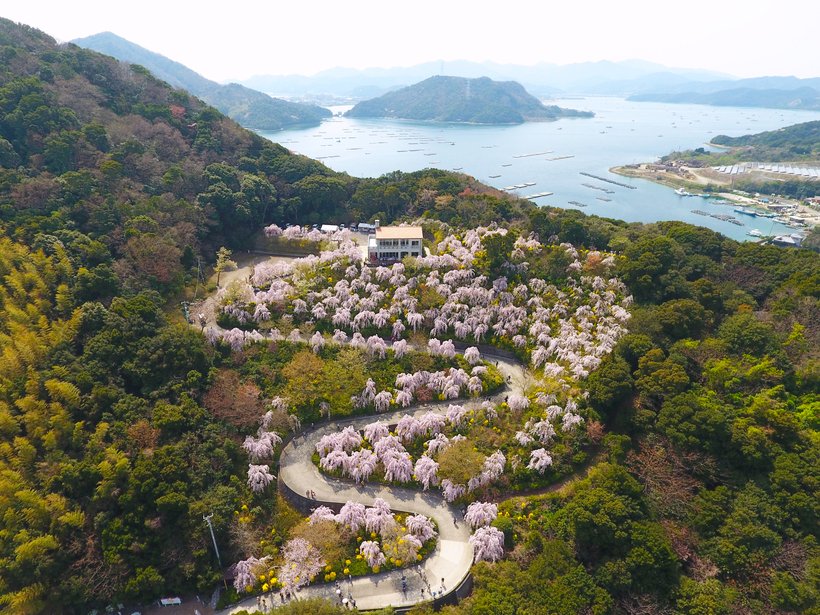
[{"left": 611, "top": 164, "right": 820, "bottom": 230}]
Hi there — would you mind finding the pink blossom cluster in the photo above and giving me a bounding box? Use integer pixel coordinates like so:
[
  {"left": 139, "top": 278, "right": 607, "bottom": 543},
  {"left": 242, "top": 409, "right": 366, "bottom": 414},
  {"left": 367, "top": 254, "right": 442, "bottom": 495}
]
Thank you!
[
  {"left": 464, "top": 501, "right": 498, "bottom": 528},
  {"left": 233, "top": 555, "right": 270, "bottom": 592},
  {"left": 247, "top": 464, "right": 275, "bottom": 493},
  {"left": 359, "top": 540, "right": 387, "bottom": 569},
  {"left": 470, "top": 526, "right": 505, "bottom": 562},
  {"left": 278, "top": 538, "right": 325, "bottom": 592},
  {"left": 527, "top": 448, "right": 553, "bottom": 474},
  {"left": 217, "top": 227, "right": 629, "bottom": 391}
]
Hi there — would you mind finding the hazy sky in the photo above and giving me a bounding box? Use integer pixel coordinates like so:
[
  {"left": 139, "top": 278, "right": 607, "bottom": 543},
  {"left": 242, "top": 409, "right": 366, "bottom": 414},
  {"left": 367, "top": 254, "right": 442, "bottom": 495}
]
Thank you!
[{"left": 4, "top": 1, "right": 818, "bottom": 82}]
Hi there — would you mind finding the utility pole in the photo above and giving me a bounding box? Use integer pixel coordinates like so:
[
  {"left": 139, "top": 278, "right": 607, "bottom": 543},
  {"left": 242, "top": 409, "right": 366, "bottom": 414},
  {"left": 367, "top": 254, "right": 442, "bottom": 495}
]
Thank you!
[
  {"left": 204, "top": 513, "right": 228, "bottom": 590},
  {"left": 204, "top": 513, "right": 222, "bottom": 568},
  {"left": 194, "top": 257, "right": 202, "bottom": 300}
]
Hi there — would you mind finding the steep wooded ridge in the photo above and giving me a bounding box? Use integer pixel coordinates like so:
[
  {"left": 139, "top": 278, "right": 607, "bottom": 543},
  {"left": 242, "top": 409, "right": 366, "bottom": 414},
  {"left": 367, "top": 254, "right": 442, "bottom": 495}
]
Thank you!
[
  {"left": 0, "top": 17, "right": 818, "bottom": 615},
  {"left": 72, "top": 31, "right": 332, "bottom": 130},
  {"left": 345, "top": 75, "right": 593, "bottom": 123},
  {"left": 710, "top": 120, "right": 820, "bottom": 154}
]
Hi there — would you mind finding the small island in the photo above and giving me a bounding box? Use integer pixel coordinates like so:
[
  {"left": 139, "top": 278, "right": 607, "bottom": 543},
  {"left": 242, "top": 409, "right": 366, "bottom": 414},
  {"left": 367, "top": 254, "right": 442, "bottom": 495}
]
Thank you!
[{"left": 345, "top": 75, "right": 593, "bottom": 124}]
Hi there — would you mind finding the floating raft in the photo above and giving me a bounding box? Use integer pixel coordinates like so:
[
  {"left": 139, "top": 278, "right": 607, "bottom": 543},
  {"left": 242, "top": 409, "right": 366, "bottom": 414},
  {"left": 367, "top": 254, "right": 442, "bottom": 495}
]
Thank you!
[
  {"left": 579, "top": 171, "right": 636, "bottom": 189},
  {"left": 523, "top": 192, "right": 554, "bottom": 199},
  {"left": 513, "top": 151, "right": 553, "bottom": 158}
]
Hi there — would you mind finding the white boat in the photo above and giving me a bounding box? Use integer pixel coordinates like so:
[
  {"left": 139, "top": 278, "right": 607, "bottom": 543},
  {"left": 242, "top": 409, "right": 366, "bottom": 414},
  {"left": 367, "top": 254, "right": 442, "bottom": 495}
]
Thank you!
[
  {"left": 747, "top": 229, "right": 763, "bottom": 237},
  {"left": 675, "top": 187, "right": 693, "bottom": 197}
]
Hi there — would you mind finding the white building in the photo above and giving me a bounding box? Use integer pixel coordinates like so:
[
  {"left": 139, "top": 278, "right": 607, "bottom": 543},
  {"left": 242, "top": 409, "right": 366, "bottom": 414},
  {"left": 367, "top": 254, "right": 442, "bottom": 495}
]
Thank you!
[{"left": 368, "top": 225, "right": 424, "bottom": 262}]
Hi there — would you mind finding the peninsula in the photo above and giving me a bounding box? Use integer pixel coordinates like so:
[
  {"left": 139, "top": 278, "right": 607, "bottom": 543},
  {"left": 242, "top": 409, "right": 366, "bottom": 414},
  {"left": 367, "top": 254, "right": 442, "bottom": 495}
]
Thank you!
[
  {"left": 611, "top": 121, "right": 820, "bottom": 227},
  {"left": 345, "top": 75, "right": 593, "bottom": 124}
]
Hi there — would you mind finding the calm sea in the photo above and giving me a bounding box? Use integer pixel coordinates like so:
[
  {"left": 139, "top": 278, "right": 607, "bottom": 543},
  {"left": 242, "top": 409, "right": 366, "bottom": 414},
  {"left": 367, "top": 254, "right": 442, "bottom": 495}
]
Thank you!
[{"left": 258, "top": 97, "right": 820, "bottom": 241}]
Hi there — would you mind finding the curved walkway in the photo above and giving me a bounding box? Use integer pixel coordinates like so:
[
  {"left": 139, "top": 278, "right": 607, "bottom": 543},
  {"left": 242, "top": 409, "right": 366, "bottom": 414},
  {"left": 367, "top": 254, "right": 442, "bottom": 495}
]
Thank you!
[
  {"left": 196, "top": 255, "right": 555, "bottom": 613},
  {"left": 218, "top": 355, "right": 530, "bottom": 614}
]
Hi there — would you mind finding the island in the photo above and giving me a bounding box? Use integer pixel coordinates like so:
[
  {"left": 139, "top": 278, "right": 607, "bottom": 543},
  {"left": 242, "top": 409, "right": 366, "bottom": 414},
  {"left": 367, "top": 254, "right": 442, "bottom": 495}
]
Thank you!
[{"left": 345, "top": 75, "right": 593, "bottom": 123}]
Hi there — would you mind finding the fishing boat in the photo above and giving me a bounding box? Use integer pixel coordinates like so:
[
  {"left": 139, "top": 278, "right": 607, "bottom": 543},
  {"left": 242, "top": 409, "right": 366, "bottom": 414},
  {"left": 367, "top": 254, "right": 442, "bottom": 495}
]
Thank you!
[{"left": 675, "top": 187, "right": 694, "bottom": 197}]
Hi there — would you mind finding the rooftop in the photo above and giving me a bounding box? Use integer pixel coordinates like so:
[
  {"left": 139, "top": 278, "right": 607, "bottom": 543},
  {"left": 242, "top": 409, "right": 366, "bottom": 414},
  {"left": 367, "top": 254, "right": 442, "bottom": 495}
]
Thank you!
[{"left": 375, "top": 225, "right": 424, "bottom": 240}]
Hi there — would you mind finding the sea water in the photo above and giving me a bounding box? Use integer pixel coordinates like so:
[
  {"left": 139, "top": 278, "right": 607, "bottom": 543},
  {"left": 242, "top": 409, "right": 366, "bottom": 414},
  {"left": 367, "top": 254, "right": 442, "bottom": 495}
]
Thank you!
[{"left": 258, "top": 97, "right": 820, "bottom": 241}]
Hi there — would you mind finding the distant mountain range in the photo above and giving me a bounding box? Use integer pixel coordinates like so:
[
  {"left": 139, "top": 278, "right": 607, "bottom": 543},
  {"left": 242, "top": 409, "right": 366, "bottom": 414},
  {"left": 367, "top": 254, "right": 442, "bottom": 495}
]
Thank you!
[
  {"left": 345, "top": 76, "right": 593, "bottom": 124},
  {"left": 242, "top": 62, "right": 820, "bottom": 112},
  {"left": 242, "top": 59, "right": 730, "bottom": 101},
  {"left": 627, "top": 76, "right": 820, "bottom": 111},
  {"left": 71, "top": 32, "right": 331, "bottom": 130}
]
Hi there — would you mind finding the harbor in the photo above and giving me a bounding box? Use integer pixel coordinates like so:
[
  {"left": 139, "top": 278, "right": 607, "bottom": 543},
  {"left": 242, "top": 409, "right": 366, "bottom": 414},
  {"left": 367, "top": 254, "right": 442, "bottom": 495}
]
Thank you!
[{"left": 263, "top": 97, "right": 819, "bottom": 241}]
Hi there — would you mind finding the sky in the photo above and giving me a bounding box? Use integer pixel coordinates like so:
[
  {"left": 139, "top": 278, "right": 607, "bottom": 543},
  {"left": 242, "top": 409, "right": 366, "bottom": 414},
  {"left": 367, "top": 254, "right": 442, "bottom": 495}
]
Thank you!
[{"left": 3, "top": 1, "right": 818, "bottom": 82}]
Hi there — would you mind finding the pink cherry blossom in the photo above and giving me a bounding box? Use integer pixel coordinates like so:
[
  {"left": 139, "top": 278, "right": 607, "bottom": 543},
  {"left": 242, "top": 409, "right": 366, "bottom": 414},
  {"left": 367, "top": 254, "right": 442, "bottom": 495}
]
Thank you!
[
  {"left": 348, "top": 449, "right": 378, "bottom": 483},
  {"left": 441, "top": 479, "right": 466, "bottom": 502},
  {"left": 233, "top": 555, "right": 269, "bottom": 592},
  {"left": 359, "top": 540, "right": 387, "bottom": 569},
  {"left": 419, "top": 411, "right": 446, "bottom": 435},
  {"left": 406, "top": 514, "right": 437, "bottom": 542},
  {"left": 374, "top": 390, "right": 393, "bottom": 412},
  {"left": 383, "top": 451, "right": 413, "bottom": 483},
  {"left": 528, "top": 448, "right": 553, "bottom": 473},
  {"left": 242, "top": 431, "right": 281, "bottom": 462},
  {"left": 247, "top": 464, "right": 275, "bottom": 493},
  {"left": 561, "top": 412, "right": 583, "bottom": 431},
  {"left": 396, "top": 415, "right": 424, "bottom": 442},
  {"left": 464, "top": 501, "right": 498, "bottom": 528},
  {"left": 446, "top": 405, "right": 468, "bottom": 428},
  {"left": 278, "top": 538, "right": 325, "bottom": 591},
  {"left": 336, "top": 501, "right": 367, "bottom": 532},
  {"left": 413, "top": 455, "right": 440, "bottom": 490},
  {"left": 394, "top": 389, "right": 413, "bottom": 407},
  {"left": 310, "top": 331, "right": 324, "bottom": 353},
  {"left": 319, "top": 449, "right": 350, "bottom": 472},
  {"left": 507, "top": 394, "right": 530, "bottom": 412},
  {"left": 470, "top": 526, "right": 505, "bottom": 562},
  {"left": 392, "top": 339, "right": 408, "bottom": 358},
  {"left": 363, "top": 421, "right": 389, "bottom": 443},
  {"left": 337, "top": 426, "right": 363, "bottom": 451},
  {"left": 309, "top": 506, "right": 337, "bottom": 525}
]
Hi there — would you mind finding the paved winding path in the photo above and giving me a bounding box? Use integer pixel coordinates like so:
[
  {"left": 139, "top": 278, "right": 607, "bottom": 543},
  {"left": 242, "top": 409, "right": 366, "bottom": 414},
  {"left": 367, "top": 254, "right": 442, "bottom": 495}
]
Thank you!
[
  {"left": 216, "top": 353, "right": 531, "bottom": 614},
  {"left": 200, "top": 254, "right": 541, "bottom": 613}
]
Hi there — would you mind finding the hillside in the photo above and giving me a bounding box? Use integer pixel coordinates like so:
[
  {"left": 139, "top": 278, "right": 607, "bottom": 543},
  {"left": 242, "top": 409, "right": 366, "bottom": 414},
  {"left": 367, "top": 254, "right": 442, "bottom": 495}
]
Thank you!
[
  {"left": 711, "top": 119, "right": 820, "bottom": 154},
  {"left": 345, "top": 75, "right": 593, "bottom": 123},
  {"left": 72, "top": 31, "right": 331, "bottom": 130},
  {"left": 1, "top": 17, "right": 818, "bottom": 615}
]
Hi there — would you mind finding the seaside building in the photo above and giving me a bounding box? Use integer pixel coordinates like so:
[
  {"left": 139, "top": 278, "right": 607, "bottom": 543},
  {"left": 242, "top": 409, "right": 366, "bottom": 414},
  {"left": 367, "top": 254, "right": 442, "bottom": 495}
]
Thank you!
[{"left": 368, "top": 223, "right": 424, "bottom": 263}]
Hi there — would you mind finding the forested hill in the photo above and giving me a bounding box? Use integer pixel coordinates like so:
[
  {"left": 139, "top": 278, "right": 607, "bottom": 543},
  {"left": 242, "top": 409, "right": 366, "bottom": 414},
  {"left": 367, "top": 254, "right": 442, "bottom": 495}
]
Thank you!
[
  {"left": 72, "top": 31, "right": 332, "bottom": 131},
  {"left": 711, "top": 120, "right": 820, "bottom": 158},
  {"left": 345, "top": 75, "right": 594, "bottom": 123},
  {"left": 1, "top": 16, "right": 819, "bottom": 615}
]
